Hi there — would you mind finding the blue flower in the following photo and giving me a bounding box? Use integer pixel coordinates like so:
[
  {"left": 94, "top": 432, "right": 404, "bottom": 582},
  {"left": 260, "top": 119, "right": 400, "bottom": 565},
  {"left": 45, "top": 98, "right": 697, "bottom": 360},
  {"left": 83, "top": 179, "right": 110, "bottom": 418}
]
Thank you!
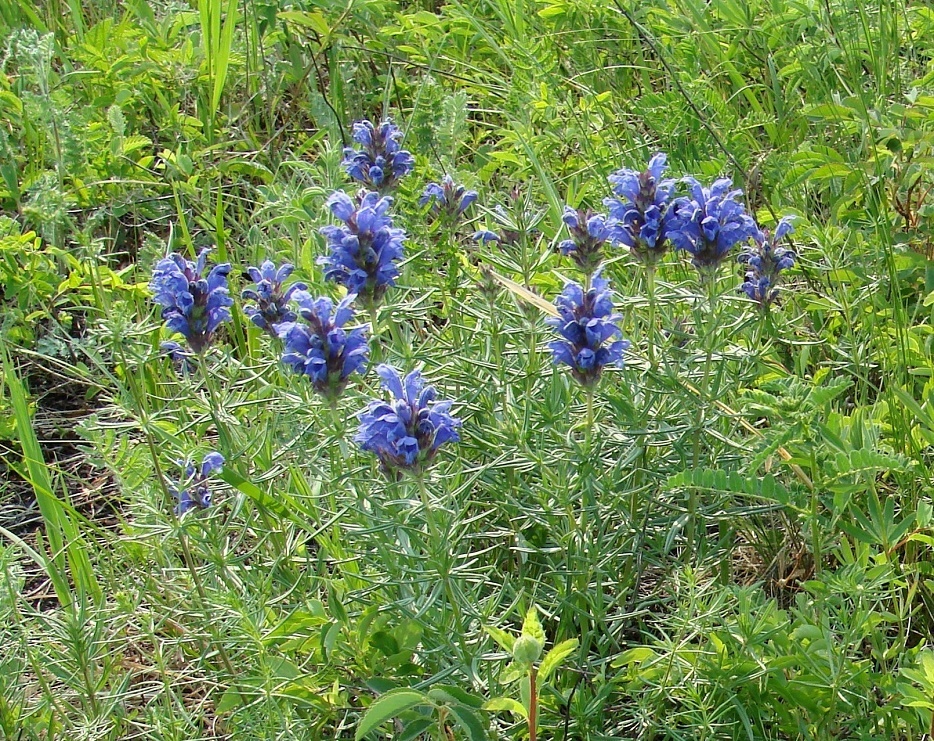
[
  {"left": 559, "top": 206, "right": 613, "bottom": 274},
  {"left": 738, "top": 217, "right": 796, "bottom": 307},
  {"left": 342, "top": 119, "right": 415, "bottom": 193},
  {"left": 472, "top": 230, "right": 501, "bottom": 244},
  {"left": 169, "top": 452, "right": 224, "bottom": 515},
  {"left": 667, "top": 177, "right": 760, "bottom": 273},
  {"left": 277, "top": 291, "right": 369, "bottom": 399},
  {"left": 160, "top": 341, "right": 195, "bottom": 374},
  {"left": 421, "top": 175, "right": 478, "bottom": 221},
  {"left": 242, "top": 260, "right": 307, "bottom": 336},
  {"left": 319, "top": 190, "right": 406, "bottom": 309},
  {"left": 604, "top": 153, "right": 675, "bottom": 264},
  {"left": 355, "top": 365, "right": 462, "bottom": 475},
  {"left": 150, "top": 249, "right": 233, "bottom": 354},
  {"left": 547, "top": 274, "right": 629, "bottom": 387}
]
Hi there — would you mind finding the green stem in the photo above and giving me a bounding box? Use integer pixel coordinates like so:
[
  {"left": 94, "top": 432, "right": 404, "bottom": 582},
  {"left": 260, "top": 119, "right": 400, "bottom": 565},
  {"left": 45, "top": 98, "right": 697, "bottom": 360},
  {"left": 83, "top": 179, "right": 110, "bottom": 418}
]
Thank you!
[
  {"left": 646, "top": 264, "right": 657, "bottom": 369},
  {"left": 368, "top": 304, "right": 382, "bottom": 365},
  {"left": 689, "top": 276, "right": 719, "bottom": 559},
  {"left": 196, "top": 353, "right": 233, "bottom": 455},
  {"left": 415, "top": 476, "right": 467, "bottom": 654},
  {"left": 528, "top": 665, "right": 538, "bottom": 741}
]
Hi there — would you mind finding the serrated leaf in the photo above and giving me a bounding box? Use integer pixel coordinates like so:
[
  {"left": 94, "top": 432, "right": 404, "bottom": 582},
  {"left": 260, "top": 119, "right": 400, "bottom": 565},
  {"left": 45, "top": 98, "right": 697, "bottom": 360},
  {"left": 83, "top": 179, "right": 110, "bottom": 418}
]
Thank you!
[
  {"left": 538, "top": 638, "right": 578, "bottom": 682},
  {"left": 355, "top": 689, "right": 429, "bottom": 740}
]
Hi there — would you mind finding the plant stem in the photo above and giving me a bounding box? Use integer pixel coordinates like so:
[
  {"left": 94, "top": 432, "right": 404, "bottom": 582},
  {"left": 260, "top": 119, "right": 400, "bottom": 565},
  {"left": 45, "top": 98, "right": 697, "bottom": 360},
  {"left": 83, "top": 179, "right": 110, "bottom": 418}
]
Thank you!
[
  {"left": 369, "top": 304, "right": 382, "bottom": 365},
  {"left": 415, "top": 476, "right": 467, "bottom": 654},
  {"left": 529, "top": 665, "right": 538, "bottom": 741},
  {"left": 196, "top": 353, "right": 233, "bottom": 455},
  {"left": 689, "top": 276, "right": 719, "bottom": 559},
  {"left": 646, "top": 264, "right": 657, "bottom": 369}
]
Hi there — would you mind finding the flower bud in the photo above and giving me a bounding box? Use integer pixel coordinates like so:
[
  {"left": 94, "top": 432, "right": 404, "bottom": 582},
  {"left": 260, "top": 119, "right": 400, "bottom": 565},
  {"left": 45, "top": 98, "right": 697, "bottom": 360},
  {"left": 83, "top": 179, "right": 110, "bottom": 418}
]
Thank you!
[{"left": 512, "top": 634, "right": 543, "bottom": 666}]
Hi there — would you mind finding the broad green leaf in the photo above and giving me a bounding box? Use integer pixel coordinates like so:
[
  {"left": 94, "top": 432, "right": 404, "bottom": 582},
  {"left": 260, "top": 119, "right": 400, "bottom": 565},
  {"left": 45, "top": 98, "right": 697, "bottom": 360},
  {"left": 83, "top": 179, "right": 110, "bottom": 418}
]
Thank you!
[
  {"left": 538, "top": 638, "right": 578, "bottom": 682},
  {"left": 484, "top": 625, "right": 516, "bottom": 653},
  {"left": 483, "top": 696, "right": 528, "bottom": 720},
  {"left": 355, "top": 689, "right": 429, "bottom": 740}
]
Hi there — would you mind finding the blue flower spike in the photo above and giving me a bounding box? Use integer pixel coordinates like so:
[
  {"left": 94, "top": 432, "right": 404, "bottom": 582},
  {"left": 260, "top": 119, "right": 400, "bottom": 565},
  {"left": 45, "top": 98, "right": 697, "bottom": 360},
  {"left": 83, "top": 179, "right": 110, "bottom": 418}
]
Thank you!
[
  {"left": 170, "top": 452, "right": 224, "bottom": 516},
  {"left": 667, "top": 177, "right": 761, "bottom": 276},
  {"left": 150, "top": 248, "right": 233, "bottom": 354},
  {"left": 319, "top": 190, "right": 407, "bottom": 310},
  {"left": 242, "top": 260, "right": 307, "bottom": 336},
  {"left": 604, "top": 153, "right": 675, "bottom": 264},
  {"left": 559, "top": 206, "right": 614, "bottom": 275},
  {"left": 547, "top": 273, "right": 630, "bottom": 387},
  {"left": 278, "top": 291, "right": 370, "bottom": 400},
  {"left": 355, "top": 365, "right": 462, "bottom": 476},
  {"left": 738, "top": 217, "right": 796, "bottom": 308},
  {"left": 342, "top": 118, "right": 415, "bottom": 193},
  {"left": 421, "top": 175, "right": 478, "bottom": 222}
]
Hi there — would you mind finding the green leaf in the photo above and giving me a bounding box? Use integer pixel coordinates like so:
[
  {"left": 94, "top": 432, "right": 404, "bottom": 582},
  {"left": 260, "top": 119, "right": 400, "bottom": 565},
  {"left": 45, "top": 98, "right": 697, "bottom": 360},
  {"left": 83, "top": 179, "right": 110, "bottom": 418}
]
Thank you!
[
  {"left": 483, "top": 696, "right": 528, "bottom": 720},
  {"left": 448, "top": 704, "right": 487, "bottom": 741},
  {"left": 521, "top": 605, "right": 545, "bottom": 644},
  {"left": 611, "top": 646, "right": 657, "bottom": 668},
  {"left": 538, "top": 638, "right": 578, "bottom": 682},
  {"left": 484, "top": 625, "right": 516, "bottom": 653},
  {"left": 355, "top": 689, "right": 429, "bottom": 740}
]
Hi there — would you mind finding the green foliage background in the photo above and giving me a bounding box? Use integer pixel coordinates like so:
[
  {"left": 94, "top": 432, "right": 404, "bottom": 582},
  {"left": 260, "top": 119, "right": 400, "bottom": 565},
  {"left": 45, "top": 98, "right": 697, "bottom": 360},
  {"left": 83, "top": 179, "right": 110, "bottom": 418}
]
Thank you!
[{"left": 2, "top": 0, "right": 934, "bottom": 738}]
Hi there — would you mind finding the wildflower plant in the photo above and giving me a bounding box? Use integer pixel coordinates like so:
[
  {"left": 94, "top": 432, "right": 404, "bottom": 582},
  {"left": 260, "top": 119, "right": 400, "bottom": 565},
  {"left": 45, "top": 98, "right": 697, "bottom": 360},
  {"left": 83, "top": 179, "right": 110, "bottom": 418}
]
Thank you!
[
  {"left": 547, "top": 274, "right": 629, "bottom": 388},
  {"left": 421, "top": 174, "right": 477, "bottom": 222},
  {"left": 149, "top": 248, "right": 233, "bottom": 354},
  {"left": 319, "top": 190, "right": 406, "bottom": 311},
  {"left": 559, "top": 206, "right": 613, "bottom": 276},
  {"left": 738, "top": 218, "right": 796, "bottom": 308},
  {"left": 241, "top": 260, "right": 307, "bottom": 336},
  {"left": 342, "top": 118, "right": 414, "bottom": 193},
  {"left": 604, "top": 153, "right": 675, "bottom": 265},
  {"left": 169, "top": 452, "right": 224, "bottom": 515},
  {"left": 667, "top": 178, "right": 760, "bottom": 276},
  {"left": 355, "top": 365, "right": 461, "bottom": 477},
  {"left": 277, "top": 292, "right": 369, "bottom": 400}
]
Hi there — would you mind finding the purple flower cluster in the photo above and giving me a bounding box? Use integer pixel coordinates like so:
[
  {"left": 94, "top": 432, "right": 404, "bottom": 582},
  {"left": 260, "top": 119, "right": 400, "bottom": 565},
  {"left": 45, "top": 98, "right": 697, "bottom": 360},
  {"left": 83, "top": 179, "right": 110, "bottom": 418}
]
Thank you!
[
  {"left": 150, "top": 249, "right": 233, "bottom": 354},
  {"left": 242, "top": 261, "right": 307, "bottom": 336},
  {"left": 559, "top": 206, "right": 613, "bottom": 275},
  {"left": 547, "top": 275, "right": 629, "bottom": 387},
  {"left": 421, "top": 175, "right": 477, "bottom": 221},
  {"left": 738, "top": 218, "right": 796, "bottom": 307},
  {"left": 278, "top": 292, "right": 369, "bottom": 399},
  {"left": 320, "top": 190, "right": 406, "bottom": 309},
  {"left": 604, "top": 153, "right": 674, "bottom": 264},
  {"left": 342, "top": 119, "right": 414, "bottom": 193},
  {"left": 667, "top": 178, "right": 761, "bottom": 275},
  {"left": 170, "top": 452, "right": 224, "bottom": 515},
  {"left": 355, "top": 365, "right": 461, "bottom": 475}
]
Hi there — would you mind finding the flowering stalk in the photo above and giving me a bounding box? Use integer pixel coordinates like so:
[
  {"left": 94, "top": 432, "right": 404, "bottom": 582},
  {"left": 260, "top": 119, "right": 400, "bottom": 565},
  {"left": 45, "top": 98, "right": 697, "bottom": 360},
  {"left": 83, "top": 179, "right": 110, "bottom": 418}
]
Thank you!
[
  {"left": 319, "top": 190, "right": 406, "bottom": 312},
  {"left": 667, "top": 177, "right": 760, "bottom": 280},
  {"left": 150, "top": 248, "right": 233, "bottom": 355},
  {"left": 559, "top": 206, "right": 613, "bottom": 277},
  {"left": 355, "top": 365, "right": 462, "bottom": 478},
  {"left": 342, "top": 118, "right": 414, "bottom": 193},
  {"left": 277, "top": 291, "right": 369, "bottom": 402},
  {"left": 604, "top": 153, "right": 674, "bottom": 266},
  {"left": 546, "top": 275, "right": 629, "bottom": 388},
  {"left": 148, "top": 446, "right": 236, "bottom": 680},
  {"left": 738, "top": 217, "right": 796, "bottom": 310},
  {"left": 241, "top": 260, "right": 307, "bottom": 338}
]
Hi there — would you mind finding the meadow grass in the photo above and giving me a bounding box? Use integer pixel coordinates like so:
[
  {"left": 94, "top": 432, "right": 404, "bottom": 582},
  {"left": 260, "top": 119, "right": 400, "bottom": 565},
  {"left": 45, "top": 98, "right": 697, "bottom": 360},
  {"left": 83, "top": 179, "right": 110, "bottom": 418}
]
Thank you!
[{"left": 1, "top": 0, "right": 934, "bottom": 738}]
